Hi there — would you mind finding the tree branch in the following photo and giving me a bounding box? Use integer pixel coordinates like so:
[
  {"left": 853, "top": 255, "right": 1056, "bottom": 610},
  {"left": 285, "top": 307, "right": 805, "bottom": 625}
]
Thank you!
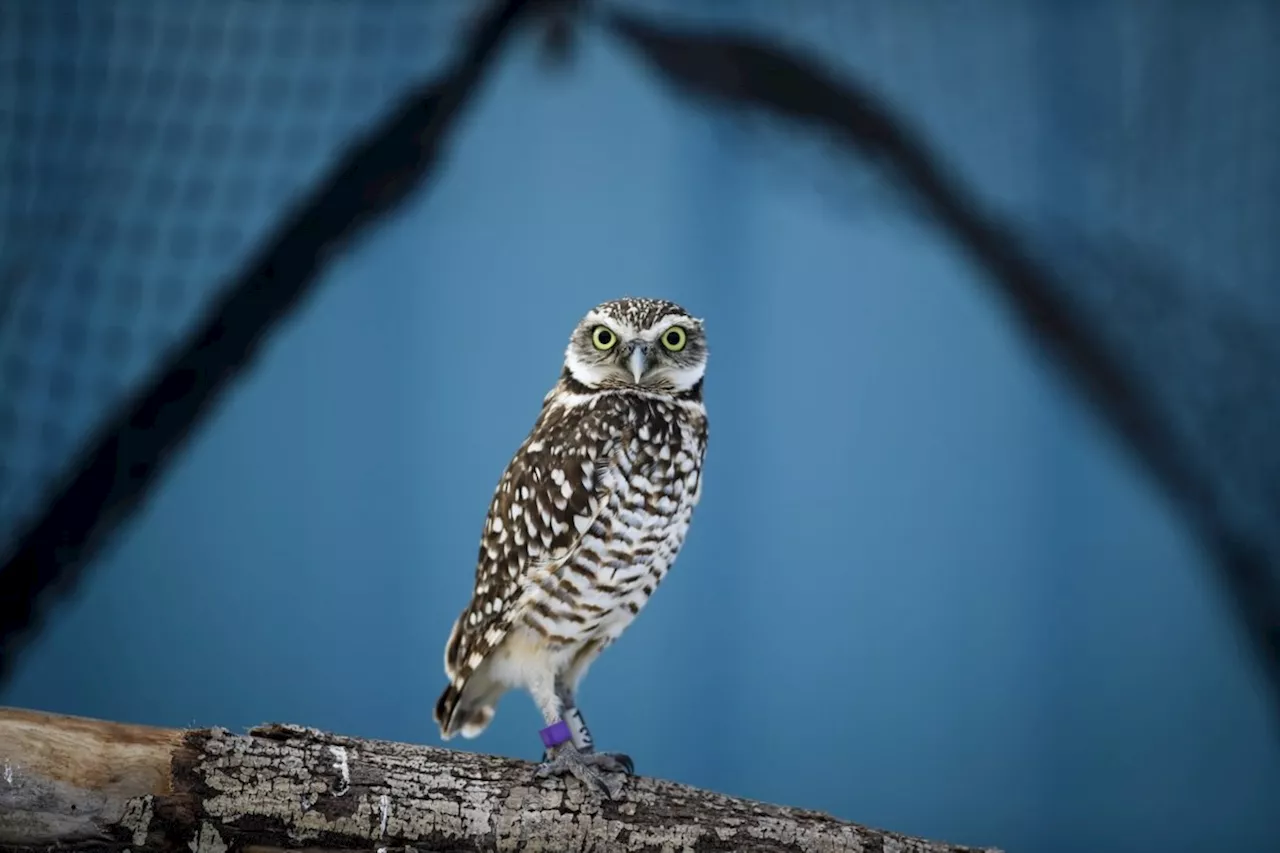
[{"left": 0, "top": 707, "right": 998, "bottom": 853}]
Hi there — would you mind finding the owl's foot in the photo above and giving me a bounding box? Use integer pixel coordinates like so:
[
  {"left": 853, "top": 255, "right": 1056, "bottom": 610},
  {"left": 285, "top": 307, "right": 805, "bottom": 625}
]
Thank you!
[
  {"left": 591, "top": 751, "right": 635, "bottom": 775},
  {"left": 535, "top": 744, "right": 633, "bottom": 799}
]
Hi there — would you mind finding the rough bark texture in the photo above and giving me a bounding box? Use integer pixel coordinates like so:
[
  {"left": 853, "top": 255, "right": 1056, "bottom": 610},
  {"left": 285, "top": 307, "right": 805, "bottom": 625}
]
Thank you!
[{"left": 0, "top": 707, "right": 999, "bottom": 853}]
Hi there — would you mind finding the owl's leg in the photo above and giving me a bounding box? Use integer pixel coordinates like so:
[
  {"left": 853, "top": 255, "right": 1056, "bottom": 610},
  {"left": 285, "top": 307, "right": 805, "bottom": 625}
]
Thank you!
[
  {"left": 552, "top": 680, "right": 635, "bottom": 774},
  {"left": 555, "top": 680, "right": 594, "bottom": 752},
  {"left": 529, "top": 671, "right": 630, "bottom": 798}
]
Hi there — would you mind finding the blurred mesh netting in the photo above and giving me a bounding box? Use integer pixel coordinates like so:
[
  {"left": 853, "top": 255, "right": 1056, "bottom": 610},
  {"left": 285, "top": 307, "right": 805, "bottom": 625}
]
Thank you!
[
  {"left": 2, "top": 0, "right": 1279, "bottom": 713},
  {"left": 0, "top": 0, "right": 471, "bottom": 546}
]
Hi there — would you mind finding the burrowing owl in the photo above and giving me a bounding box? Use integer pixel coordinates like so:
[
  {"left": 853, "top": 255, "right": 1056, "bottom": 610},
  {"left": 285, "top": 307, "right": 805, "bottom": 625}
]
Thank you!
[{"left": 433, "top": 297, "right": 709, "bottom": 798}]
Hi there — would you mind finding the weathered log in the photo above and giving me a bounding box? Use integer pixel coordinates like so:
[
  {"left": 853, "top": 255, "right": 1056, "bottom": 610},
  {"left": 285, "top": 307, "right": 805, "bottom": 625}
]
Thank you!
[{"left": 0, "top": 707, "right": 998, "bottom": 853}]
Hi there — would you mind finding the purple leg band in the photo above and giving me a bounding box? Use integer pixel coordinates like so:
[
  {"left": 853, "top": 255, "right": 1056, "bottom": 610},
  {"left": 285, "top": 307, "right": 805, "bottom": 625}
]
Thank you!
[{"left": 539, "top": 720, "right": 572, "bottom": 748}]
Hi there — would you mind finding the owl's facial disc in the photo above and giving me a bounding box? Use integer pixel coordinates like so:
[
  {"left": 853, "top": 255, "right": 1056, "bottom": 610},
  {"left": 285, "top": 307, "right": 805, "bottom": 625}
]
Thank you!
[{"left": 564, "top": 299, "right": 707, "bottom": 393}]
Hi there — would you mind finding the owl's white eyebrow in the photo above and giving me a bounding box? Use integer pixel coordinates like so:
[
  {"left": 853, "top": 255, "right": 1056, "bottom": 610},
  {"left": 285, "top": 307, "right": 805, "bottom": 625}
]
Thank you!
[
  {"left": 642, "top": 316, "right": 697, "bottom": 337},
  {"left": 586, "top": 320, "right": 635, "bottom": 338}
]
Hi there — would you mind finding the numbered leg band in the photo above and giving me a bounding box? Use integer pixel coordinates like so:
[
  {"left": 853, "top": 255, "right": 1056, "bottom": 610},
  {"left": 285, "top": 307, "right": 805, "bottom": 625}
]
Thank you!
[{"left": 539, "top": 720, "right": 573, "bottom": 748}]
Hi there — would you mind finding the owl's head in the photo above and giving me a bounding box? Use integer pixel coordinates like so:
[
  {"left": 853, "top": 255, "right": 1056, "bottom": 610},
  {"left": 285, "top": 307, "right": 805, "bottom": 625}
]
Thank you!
[{"left": 563, "top": 298, "right": 707, "bottom": 394}]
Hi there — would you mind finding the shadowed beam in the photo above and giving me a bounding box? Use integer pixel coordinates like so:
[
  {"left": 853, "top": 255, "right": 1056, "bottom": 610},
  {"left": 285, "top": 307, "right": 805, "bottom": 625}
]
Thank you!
[
  {"left": 0, "top": 0, "right": 540, "bottom": 689},
  {"left": 602, "top": 7, "right": 1280, "bottom": 724}
]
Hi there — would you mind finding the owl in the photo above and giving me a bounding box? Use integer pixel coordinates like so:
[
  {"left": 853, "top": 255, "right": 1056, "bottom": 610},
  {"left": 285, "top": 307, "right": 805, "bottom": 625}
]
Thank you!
[{"left": 432, "top": 297, "right": 709, "bottom": 798}]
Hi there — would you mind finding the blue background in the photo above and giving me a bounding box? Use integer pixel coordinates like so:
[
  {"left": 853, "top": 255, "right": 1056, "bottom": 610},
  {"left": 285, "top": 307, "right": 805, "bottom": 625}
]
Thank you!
[{"left": 2, "top": 2, "right": 1278, "bottom": 852}]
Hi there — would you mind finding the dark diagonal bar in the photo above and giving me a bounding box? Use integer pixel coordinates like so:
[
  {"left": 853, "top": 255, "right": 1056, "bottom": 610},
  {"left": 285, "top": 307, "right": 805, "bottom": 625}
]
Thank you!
[
  {"left": 605, "top": 8, "right": 1280, "bottom": 724},
  {"left": 0, "top": 0, "right": 541, "bottom": 686}
]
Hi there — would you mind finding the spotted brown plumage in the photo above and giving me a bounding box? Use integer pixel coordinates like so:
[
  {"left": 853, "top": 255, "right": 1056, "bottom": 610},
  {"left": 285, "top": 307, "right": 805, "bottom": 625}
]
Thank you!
[{"left": 433, "top": 297, "right": 709, "bottom": 797}]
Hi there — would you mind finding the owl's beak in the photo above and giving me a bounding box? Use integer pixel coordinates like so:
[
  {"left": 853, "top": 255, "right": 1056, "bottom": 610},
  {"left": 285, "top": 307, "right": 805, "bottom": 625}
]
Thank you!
[{"left": 627, "top": 344, "right": 648, "bottom": 384}]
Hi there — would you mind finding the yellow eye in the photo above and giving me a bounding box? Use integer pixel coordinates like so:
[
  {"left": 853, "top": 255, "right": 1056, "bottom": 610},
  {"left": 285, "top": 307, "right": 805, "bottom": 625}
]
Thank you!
[
  {"left": 660, "top": 325, "right": 687, "bottom": 352},
  {"left": 591, "top": 326, "right": 617, "bottom": 350}
]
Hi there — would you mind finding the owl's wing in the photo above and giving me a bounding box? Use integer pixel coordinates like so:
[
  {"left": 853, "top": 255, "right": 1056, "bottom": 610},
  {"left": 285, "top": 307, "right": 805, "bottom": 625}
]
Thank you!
[{"left": 441, "top": 405, "right": 622, "bottom": 689}]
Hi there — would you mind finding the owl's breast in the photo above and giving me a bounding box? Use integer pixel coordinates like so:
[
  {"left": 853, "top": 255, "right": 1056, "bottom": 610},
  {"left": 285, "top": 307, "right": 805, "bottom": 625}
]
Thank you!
[
  {"left": 510, "top": 395, "right": 706, "bottom": 652},
  {"left": 575, "top": 403, "right": 706, "bottom": 641}
]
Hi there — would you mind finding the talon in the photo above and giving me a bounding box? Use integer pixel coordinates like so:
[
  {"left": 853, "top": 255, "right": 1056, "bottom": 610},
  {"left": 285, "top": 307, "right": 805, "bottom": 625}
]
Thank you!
[
  {"left": 535, "top": 744, "right": 629, "bottom": 799},
  {"left": 597, "top": 773, "right": 624, "bottom": 799},
  {"left": 592, "top": 751, "right": 634, "bottom": 776}
]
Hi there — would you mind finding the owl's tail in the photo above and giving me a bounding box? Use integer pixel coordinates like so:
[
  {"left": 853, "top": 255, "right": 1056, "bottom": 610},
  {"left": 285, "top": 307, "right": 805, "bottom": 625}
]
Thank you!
[{"left": 433, "top": 681, "right": 497, "bottom": 740}]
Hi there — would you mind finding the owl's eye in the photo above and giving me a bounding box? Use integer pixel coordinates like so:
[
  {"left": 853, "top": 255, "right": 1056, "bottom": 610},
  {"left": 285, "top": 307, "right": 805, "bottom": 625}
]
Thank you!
[
  {"left": 591, "top": 326, "right": 617, "bottom": 350},
  {"left": 660, "top": 326, "right": 687, "bottom": 352}
]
